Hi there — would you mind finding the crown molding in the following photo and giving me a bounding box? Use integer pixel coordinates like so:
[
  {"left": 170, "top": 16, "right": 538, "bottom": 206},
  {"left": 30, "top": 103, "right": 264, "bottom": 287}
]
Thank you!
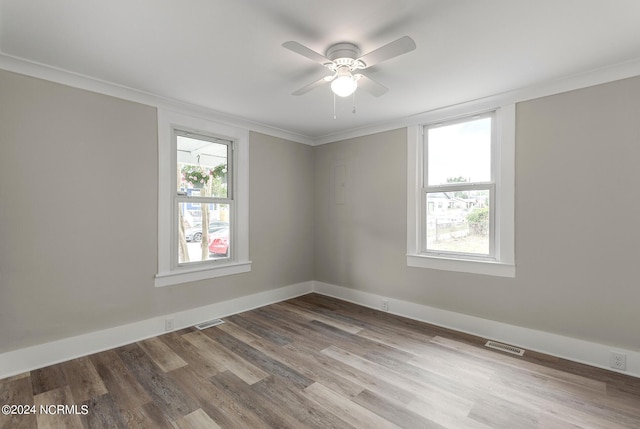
[
  {"left": 3, "top": 52, "right": 640, "bottom": 147},
  {"left": 312, "top": 56, "right": 640, "bottom": 145},
  {"left": 0, "top": 53, "right": 315, "bottom": 146}
]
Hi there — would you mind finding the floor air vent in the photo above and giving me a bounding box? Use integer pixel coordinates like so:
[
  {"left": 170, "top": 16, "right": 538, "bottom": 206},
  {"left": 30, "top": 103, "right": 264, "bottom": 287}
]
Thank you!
[
  {"left": 194, "top": 319, "right": 225, "bottom": 330},
  {"left": 485, "top": 340, "right": 525, "bottom": 356}
]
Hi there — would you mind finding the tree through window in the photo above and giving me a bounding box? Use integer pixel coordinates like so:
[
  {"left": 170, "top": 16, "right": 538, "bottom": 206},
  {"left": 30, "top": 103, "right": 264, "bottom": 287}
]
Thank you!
[{"left": 175, "top": 130, "right": 232, "bottom": 265}]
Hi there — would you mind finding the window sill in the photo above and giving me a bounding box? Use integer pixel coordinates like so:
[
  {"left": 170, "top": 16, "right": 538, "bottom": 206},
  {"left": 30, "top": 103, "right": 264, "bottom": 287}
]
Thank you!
[
  {"left": 407, "top": 254, "right": 515, "bottom": 278},
  {"left": 155, "top": 261, "right": 252, "bottom": 287}
]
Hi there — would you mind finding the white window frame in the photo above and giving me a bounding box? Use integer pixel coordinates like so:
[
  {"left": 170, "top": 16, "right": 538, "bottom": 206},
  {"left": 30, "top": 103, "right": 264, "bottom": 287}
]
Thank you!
[
  {"left": 173, "top": 128, "right": 234, "bottom": 267},
  {"left": 407, "top": 104, "right": 515, "bottom": 277},
  {"left": 155, "top": 109, "right": 250, "bottom": 287}
]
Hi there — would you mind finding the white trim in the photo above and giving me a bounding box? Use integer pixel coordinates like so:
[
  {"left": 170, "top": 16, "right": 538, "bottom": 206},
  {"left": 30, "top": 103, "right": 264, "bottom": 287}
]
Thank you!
[
  {"left": 0, "top": 53, "right": 314, "bottom": 146},
  {"left": 3, "top": 53, "right": 640, "bottom": 146},
  {"left": 312, "top": 281, "right": 640, "bottom": 379},
  {"left": 3, "top": 281, "right": 638, "bottom": 380},
  {"left": 0, "top": 282, "right": 314, "bottom": 379},
  {"left": 155, "top": 262, "right": 252, "bottom": 288},
  {"left": 407, "top": 105, "right": 515, "bottom": 277},
  {"left": 156, "top": 108, "right": 251, "bottom": 287},
  {"left": 495, "top": 104, "right": 516, "bottom": 265},
  {"left": 406, "top": 254, "right": 515, "bottom": 277},
  {"left": 312, "top": 57, "right": 640, "bottom": 145},
  {"left": 406, "top": 125, "right": 422, "bottom": 260}
]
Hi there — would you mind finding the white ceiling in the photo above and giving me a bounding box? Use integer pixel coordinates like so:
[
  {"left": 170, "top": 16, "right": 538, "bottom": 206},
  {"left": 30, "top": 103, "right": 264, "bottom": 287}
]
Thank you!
[{"left": 2, "top": 0, "right": 640, "bottom": 143}]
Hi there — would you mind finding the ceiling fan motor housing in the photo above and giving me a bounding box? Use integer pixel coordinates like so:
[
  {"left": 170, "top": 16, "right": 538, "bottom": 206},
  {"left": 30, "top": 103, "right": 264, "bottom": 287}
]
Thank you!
[
  {"left": 326, "top": 43, "right": 360, "bottom": 60},
  {"left": 325, "top": 43, "right": 366, "bottom": 70}
]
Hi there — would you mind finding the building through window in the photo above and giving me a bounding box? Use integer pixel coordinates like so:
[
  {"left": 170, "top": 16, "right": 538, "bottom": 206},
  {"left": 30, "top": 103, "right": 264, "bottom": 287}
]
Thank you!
[{"left": 407, "top": 104, "right": 515, "bottom": 277}]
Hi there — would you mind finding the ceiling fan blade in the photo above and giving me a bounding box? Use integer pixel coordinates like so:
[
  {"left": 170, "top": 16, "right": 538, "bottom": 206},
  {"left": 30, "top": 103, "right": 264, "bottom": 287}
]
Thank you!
[
  {"left": 355, "top": 74, "right": 388, "bottom": 97},
  {"left": 357, "top": 36, "right": 416, "bottom": 68},
  {"left": 292, "top": 76, "right": 331, "bottom": 96},
  {"left": 282, "top": 41, "right": 331, "bottom": 65}
]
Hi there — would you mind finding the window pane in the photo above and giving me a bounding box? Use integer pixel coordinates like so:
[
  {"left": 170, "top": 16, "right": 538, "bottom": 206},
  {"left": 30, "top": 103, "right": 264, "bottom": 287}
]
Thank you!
[
  {"left": 426, "top": 190, "right": 490, "bottom": 255},
  {"left": 177, "top": 134, "right": 229, "bottom": 198},
  {"left": 427, "top": 117, "right": 491, "bottom": 185},
  {"left": 178, "top": 202, "right": 230, "bottom": 264}
]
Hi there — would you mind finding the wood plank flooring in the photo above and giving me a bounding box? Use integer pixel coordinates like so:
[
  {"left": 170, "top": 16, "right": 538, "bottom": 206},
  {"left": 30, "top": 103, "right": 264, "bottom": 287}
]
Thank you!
[{"left": 1, "top": 293, "right": 639, "bottom": 428}]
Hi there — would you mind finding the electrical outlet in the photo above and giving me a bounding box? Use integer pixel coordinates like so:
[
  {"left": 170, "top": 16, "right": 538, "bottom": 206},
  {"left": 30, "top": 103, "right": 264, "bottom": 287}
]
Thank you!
[
  {"left": 610, "top": 352, "right": 627, "bottom": 370},
  {"left": 164, "top": 318, "right": 175, "bottom": 332},
  {"left": 382, "top": 300, "right": 389, "bottom": 312}
]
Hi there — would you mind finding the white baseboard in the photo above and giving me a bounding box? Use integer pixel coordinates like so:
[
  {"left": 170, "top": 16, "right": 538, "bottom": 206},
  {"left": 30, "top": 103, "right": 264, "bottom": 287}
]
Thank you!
[
  {"left": 3, "top": 279, "right": 637, "bottom": 380},
  {"left": 0, "top": 281, "right": 313, "bottom": 379},
  {"left": 312, "top": 281, "right": 640, "bottom": 379}
]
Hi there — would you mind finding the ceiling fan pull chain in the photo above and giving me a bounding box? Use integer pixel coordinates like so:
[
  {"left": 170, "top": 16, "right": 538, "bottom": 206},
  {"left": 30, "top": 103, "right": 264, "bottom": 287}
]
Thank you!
[
  {"left": 352, "top": 92, "right": 356, "bottom": 114},
  {"left": 333, "top": 92, "right": 337, "bottom": 119}
]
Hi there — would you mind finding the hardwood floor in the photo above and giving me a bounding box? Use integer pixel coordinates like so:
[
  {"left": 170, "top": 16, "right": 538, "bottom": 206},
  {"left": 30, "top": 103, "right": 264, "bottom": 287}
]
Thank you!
[{"left": 1, "top": 293, "right": 639, "bottom": 428}]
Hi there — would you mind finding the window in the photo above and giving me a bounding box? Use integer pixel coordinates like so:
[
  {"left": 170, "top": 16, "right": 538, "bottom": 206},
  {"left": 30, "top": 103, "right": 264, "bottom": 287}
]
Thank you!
[
  {"left": 407, "top": 105, "right": 515, "bottom": 277},
  {"left": 156, "top": 109, "right": 250, "bottom": 287},
  {"left": 175, "top": 130, "right": 232, "bottom": 265},
  {"left": 424, "top": 113, "right": 494, "bottom": 258}
]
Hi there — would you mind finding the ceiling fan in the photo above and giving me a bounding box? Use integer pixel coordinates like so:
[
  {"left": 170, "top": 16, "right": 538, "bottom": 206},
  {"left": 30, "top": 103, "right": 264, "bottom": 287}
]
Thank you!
[{"left": 282, "top": 36, "right": 416, "bottom": 98}]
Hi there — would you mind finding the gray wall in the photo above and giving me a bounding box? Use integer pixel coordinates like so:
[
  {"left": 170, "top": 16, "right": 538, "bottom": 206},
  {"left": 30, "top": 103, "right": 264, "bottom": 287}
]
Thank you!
[
  {"left": 2, "top": 67, "right": 639, "bottom": 355},
  {"left": 0, "top": 70, "right": 314, "bottom": 353},
  {"left": 314, "top": 75, "right": 640, "bottom": 351}
]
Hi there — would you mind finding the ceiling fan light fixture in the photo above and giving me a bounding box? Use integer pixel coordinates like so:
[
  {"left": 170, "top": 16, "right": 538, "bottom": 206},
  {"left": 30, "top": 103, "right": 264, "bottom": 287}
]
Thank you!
[
  {"left": 331, "top": 68, "right": 357, "bottom": 97},
  {"left": 284, "top": 36, "right": 415, "bottom": 99}
]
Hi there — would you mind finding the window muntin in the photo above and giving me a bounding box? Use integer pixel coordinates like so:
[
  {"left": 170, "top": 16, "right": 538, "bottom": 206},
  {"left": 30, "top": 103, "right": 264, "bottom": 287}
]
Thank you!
[
  {"left": 174, "top": 129, "right": 233, "bottom": 267},
  {"left": 423, "top": 112, "right": 496, "bottom": 259}
]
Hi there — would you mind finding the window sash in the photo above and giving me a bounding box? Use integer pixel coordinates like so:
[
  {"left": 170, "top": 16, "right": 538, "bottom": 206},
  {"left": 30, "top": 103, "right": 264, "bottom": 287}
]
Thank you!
[
  {"left": 156, "top": 108, "right": 251, "bottom": 288},
  {"left": 422, "top": 184, "right": 495, "bottom": 260},
  {"left": 175, "top": 195, "right": 232, "bottom": 205},
  {"left": 424, "top": 111, "right": 496, "bottom": 187},
  {"left": 174, "top": 129, "right": 233, "bottom": 200},
  {"left": 171, "top": 127, "right": 235, "bottom": 270},
  {"left": 174, "top": 201, "right": 233, "bottom": 267},
  {"left": 406, "top": 104, "right": 515, "bottom": 278},
  {"left": 421, "top": 111, "right": 497, "bottom": 260}
]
